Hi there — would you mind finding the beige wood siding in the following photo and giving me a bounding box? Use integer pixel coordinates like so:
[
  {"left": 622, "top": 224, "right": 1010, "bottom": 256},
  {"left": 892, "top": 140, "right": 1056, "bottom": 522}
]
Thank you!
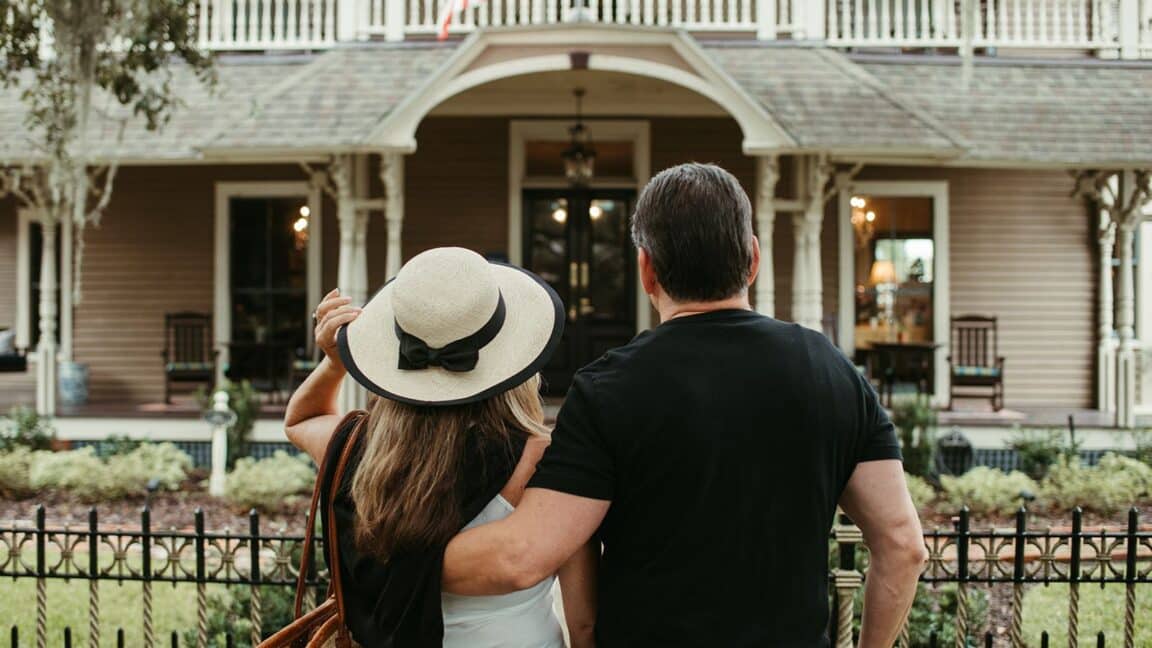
[
  {"left": 856, "top": 166, "right": 1094, "bottom": 408},
  {"left": 0, "top": 197, "right": 18, "bottom": 331},
  {"left": 73, "top": 165, "right": 311, "bottom": 403}
]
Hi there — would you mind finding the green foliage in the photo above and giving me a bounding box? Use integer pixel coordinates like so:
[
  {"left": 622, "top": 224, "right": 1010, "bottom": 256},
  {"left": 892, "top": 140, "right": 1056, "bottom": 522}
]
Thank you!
[
  {"left": 1008, "top": 427, "right": 1080, "bottom": 481},
  {"left": 224, "top": 451, "right": 314, "bottom": 512},
  {"left": 94, "top": 433, "right": 142, "bottom": 458},
  {"left": 1132, "top": 429, "right": 1152, "bottom": 468},
  {"left": 906, "top": 583, "right": 989, "bottom": 647},
  {"left": 197, "top": 380, "right": 262, "bottom": 469},
  {"left": 1040, "top": 453, "right": 1152, "bottom": 514},
  {"left": 0, "top": 405, "right": 54, "bottom": 451},
  {"left": 940, "top": 466, "right": 1038, "bottom": 516},
  {"left": 891, "top": 398, "right": 937, "bottom": 479},
  {"left": 0, "top": 447, "right": 35, "bottom": 498},
  {"left": 1023, "top": 583, "right": 1152, "bottom": 646},
  {"left": 905, "top": 473, "right": 936, "bottom": 510},
  {"left": 181, "top": 585, "right": 297, "bottom": 647},
  {"left": 26, "top": 442, "right": 192, "bottom": 501}
]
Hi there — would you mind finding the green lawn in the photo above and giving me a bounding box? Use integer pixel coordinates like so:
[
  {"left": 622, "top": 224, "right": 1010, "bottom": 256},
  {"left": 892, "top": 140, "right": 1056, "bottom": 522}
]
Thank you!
[
  {"left": 1022, "top": 583, "right": 1151, "bottom": 647},
  {"left": 0, "top": 577, "right": 229, "bottom": 646}
]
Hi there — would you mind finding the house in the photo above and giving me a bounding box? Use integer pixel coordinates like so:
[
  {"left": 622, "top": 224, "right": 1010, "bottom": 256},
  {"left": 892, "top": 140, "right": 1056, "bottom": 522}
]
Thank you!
[{"left": 2, "top": 0, "right": 1151, "bottom": 441}]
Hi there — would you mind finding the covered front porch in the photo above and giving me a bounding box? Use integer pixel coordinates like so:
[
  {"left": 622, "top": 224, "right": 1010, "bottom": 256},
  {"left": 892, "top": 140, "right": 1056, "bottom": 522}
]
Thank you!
[{"left": 3, "top": 25, "right": 1150, "bottom": 437}]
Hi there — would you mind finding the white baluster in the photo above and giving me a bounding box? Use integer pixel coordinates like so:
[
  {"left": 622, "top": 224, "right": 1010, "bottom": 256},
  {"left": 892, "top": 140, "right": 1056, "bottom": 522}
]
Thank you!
[
  {"left": 682, "top": 0, "right": 692, "bottom": 25},
  {"left": 199, "top": 0, "right": 210, "bottom": 47}
]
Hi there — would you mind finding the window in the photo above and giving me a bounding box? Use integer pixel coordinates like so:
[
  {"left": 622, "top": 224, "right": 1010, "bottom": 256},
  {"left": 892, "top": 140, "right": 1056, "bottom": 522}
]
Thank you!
[{"left": 227, "top": 197, "right": 310, "bottom": 389}]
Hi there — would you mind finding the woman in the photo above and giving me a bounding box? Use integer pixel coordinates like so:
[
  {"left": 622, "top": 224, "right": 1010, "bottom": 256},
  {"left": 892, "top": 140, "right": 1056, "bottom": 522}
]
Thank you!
[{"left": 285, "top": 247, "right": 596, "bottom": 647}]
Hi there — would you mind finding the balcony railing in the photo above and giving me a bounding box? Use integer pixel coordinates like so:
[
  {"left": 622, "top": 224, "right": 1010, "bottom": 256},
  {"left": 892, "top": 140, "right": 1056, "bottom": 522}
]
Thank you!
[{"left": 194, "top": 0, "right": 1152, "bottom": 57}]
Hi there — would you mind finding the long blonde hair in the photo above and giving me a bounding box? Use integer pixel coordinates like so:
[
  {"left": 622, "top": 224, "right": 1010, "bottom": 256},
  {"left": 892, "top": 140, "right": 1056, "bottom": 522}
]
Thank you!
[{"left": 349, "top": 374, "right": 548, "bottom": 560}]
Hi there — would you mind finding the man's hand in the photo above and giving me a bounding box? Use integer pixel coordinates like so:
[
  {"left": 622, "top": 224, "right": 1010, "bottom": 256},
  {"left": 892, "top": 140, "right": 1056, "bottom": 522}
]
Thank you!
[
  {"left": 443, "top": 488, "right": 610, "bottom": 595},
  {"left": 839, "top": 460, "right": 928, "bottom": 648}
]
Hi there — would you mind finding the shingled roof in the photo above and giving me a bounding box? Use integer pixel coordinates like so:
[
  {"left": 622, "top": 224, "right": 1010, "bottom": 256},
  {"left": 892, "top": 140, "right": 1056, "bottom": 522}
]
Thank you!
[
  {"left": 1, "top": 39, "right": 1150, "bottom": 166},
  {"left": 854, "top": 55, "right": 1152, "bottom": 166},
  {"left": 702, "top": 45, "right": 962, "bottom": 156}
]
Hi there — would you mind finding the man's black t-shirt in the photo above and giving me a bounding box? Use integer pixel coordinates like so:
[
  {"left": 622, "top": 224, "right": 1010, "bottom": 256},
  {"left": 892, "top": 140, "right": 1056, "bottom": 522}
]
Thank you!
[{"left": 528, "top": 309, "right": 901, "bottom": 647}]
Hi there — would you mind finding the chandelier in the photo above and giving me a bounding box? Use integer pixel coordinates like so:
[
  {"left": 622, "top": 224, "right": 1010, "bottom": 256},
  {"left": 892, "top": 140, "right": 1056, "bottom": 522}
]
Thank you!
[{"left": 561, "top": 88, "right": 596, "bottom": 186}]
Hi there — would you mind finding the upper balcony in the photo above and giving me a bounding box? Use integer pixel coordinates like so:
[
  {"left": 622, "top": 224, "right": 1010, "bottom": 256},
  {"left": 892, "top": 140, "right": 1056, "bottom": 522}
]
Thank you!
[{"left": 196, "top": 0, "right": 1152, "bottom": 58}]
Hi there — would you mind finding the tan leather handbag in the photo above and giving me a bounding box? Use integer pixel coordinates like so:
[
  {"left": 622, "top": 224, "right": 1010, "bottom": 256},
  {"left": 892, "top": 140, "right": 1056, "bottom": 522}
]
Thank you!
[{"left": 258, "top": 411, "right": 367, "bottom": 648}]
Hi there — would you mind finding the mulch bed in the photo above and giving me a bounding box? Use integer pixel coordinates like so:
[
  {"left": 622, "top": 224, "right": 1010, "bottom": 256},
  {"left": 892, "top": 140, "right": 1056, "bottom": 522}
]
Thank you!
[{"left": 0, "top": 482, "right": 311, "bottom": 534}]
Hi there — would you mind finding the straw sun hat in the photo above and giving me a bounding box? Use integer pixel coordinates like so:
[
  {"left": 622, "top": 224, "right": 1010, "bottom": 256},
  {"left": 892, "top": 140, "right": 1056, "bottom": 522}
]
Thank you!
[{"left": 336, "top": 247, "right": 564, "bottom": 406}]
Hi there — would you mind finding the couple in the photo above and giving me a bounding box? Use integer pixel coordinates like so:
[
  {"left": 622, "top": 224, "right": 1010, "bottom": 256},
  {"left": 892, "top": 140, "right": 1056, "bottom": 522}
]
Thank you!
[{"left": 285, "top": 163, "right": 927, "bottom": 647}]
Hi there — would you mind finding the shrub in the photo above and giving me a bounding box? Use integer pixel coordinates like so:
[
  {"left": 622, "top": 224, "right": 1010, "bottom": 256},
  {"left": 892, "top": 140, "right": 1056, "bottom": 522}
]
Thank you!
[
  {"left": 1008, "top": 427, "right": 1078, "bottom": 481},
  {"left": 940, "top": 467, "right": 1038, "bottom": 516},
  {"left": 0, "top": 406, "right": 53, "bottom": 452},
  {"left": 906, "top": 583, "right": 989, "bottom": 647},
  {"left": 905, "top": 473, "right": 936, "bottom": 510},
  {"left": 891, "top": 398, "right": 937, "bottom": 479},
  {"left": 1040, "top": 453, "right": 1152, "bottom": 514},
  {"left": 0, "top": 448, "right": 35, "bottom": 498},
  {"left": 27, "top": 443, "right": 193, "bottom": 502},
  {"left": 224, "top": 451, "right": 314, "bottom": 512},
  {"left": 197, "top": 380, "right": 261, "bottom": 469},
  {"left": 182, "top": 585, "right": 296, "bottom": 647},
  {"left": 109, "top": 442, "right": 194, "bottom": 492}
]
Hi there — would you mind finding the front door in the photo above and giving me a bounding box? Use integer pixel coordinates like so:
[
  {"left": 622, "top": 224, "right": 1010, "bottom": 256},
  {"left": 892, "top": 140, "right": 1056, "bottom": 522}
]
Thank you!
[{"left": 524, "top": 189, "right": 637, "bottom": 395}]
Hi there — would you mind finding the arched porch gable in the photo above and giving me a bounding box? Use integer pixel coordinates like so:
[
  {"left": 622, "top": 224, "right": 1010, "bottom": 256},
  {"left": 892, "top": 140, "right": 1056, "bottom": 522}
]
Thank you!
[{"left": 369, "top": 25, "right": 796, "bottom": 154}]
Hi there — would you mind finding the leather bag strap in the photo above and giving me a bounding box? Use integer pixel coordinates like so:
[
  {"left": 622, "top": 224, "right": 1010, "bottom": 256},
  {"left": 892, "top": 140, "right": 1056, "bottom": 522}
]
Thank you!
[{"left": 293, "top": 410, "right": 369, "bottom": 620}]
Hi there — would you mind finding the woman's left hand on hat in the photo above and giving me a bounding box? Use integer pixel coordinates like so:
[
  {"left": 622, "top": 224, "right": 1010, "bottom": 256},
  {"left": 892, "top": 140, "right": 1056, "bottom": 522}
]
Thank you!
[{"left": 314, "top": 288, "right": 362, "bottom": 371}]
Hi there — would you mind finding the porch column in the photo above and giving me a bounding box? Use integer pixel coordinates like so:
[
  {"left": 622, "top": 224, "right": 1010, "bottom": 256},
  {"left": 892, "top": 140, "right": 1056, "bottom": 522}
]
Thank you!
[
  {"left": 754, "top": 155, "right": 778, "bottom": 317},
  {"left": 36, "top": 218, "right": 59, "bottom": 416},
  {"left": 332, "top": 155, "right": 369, "bottom": 413},
  {"left": 60, "top": 213, "right": 73, "bottom": 360},
  {"left": 381, "top": 152, "right": 405, "bottom": 279},
  {"left": 1117, "top": 219, "right": 1137, "bottom": 428},
  {"left": 792, "top": 155, "right": 830, "bottom": 331},
  {"left": 1097, "top": 216, "right": 1117, "bottom": 413},
  {"left": 1113, "top": 170, "right": 1152, "bottom": 428}
]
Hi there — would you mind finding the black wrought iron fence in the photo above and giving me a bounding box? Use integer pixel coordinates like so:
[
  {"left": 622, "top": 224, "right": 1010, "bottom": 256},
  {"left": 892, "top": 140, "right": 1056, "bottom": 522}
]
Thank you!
[{"left": 2, "top": 505, "right": 1151, "bottom": 647}]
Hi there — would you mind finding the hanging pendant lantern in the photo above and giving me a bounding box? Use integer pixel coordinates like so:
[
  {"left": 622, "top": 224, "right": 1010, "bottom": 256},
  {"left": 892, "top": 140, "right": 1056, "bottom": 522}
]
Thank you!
[{"left": 561, "top": 88, "right": 596, "bottom": 186}]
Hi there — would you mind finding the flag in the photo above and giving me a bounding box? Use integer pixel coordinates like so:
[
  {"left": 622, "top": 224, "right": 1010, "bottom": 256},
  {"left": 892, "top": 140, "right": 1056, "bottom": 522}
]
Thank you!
[{"left": 438, "top": 0, "right": 481, "bottom": 40}]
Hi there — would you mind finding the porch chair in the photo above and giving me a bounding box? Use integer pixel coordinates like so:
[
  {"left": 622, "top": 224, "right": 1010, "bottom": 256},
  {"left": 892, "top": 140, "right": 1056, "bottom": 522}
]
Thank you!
[
  {"left": 162, "top": 312, "right": 216, "bottom": 403},
  {"left": 948, "top": 315, "right": 1005, "bottom": 411}
]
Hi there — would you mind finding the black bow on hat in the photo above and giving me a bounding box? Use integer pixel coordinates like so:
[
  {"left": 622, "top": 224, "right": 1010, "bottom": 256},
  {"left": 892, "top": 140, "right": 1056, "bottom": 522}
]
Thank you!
[{"left": 395, "top": 294, "right": 506, "bottom": 373}]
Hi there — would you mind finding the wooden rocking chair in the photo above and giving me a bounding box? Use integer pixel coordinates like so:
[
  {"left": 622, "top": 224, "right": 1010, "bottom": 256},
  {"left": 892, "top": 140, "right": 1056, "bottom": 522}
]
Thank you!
[
  {"left": 162, "top": 312, "right": 216, "bottom": 403},
  {"left": 948, "top": 315, "right": 1005, "bottom": 411}
]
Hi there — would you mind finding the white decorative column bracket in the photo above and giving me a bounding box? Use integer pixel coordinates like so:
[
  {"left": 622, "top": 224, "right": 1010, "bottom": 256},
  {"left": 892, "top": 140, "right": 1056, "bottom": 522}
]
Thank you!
[
  {"left": 380, "top": 152, "right": 406, "bottom": 281},
  {"left": 1078, "top": 169, "right": 1152, "bottom": 427},
  {"left": 792, "top": 154, "right": 837, "bottom": 332},
  {"left": 36, "top": 218, "right": 59, "bottom": 416},
  {"left": 755, "top": 155, "right": 779, "bottom": 317}
]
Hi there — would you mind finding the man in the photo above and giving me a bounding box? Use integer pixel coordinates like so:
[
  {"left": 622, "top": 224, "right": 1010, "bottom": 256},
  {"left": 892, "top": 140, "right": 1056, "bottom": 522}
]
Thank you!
[{"left": 444, "top": 163, "right": 927, "bottom": 646}]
